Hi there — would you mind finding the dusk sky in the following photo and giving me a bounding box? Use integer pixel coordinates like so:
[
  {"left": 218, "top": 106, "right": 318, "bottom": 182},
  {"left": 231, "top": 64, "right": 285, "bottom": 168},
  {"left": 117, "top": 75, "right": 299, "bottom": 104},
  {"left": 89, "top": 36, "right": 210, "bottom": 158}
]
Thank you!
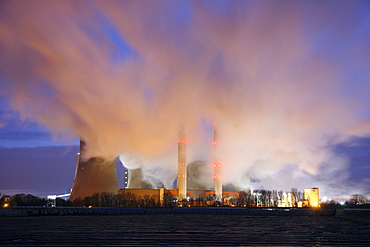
[{"left": 0, "top": 1, "right": 369, "bottom": 200}]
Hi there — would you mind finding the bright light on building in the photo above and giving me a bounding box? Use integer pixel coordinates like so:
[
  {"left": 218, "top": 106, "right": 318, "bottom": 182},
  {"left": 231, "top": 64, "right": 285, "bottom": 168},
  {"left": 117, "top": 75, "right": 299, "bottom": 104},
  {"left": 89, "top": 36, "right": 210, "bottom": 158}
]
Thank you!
[
  {"left": 4, "top": 203, "right": 9, "bottom": 207},
  {"left": 304, "top": 188, "right": 320, "bottom": 207}
]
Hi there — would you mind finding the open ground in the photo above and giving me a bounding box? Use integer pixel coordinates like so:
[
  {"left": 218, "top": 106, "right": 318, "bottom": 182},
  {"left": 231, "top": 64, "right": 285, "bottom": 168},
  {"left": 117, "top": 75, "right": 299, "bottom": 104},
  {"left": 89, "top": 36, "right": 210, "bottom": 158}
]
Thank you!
[{"left": 1, "top": 212, "right": 370, "bottom": 246}]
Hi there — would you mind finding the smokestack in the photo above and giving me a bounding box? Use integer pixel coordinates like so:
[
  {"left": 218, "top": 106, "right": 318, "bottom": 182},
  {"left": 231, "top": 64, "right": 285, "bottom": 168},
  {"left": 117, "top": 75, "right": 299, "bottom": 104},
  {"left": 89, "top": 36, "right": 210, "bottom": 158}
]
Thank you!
[
  {"left": 213, "top": 124, "right": 222, "bottom": 202},
  {"left": 69, "top": 140, "right": 119, "bottom": 201},
  {"left": 177, "top": 137, "right": 187, "bottom": 201}
]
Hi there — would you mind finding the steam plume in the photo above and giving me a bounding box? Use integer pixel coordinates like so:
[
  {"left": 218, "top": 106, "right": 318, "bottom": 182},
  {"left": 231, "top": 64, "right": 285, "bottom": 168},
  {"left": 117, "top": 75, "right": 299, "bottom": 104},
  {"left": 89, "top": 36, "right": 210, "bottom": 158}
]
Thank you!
[{"left": 1, "top": 1, "right": 369, "bottom": 196}]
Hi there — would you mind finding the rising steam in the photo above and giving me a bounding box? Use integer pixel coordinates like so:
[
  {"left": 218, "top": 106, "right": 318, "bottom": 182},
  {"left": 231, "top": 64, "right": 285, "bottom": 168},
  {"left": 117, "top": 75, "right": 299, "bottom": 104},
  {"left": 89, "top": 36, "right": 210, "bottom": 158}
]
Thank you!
[{"left": 0, "top": 1, "right": 369, "bottom": 196}]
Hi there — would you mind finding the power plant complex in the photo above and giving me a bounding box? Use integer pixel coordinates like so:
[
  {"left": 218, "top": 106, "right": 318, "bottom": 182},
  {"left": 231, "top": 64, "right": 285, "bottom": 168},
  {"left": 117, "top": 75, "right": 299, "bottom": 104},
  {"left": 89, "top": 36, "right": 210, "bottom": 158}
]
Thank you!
[
  {"left": 70, "top": 133, "right": 227, "bottom": 204},
  {"left": 69, "top": 133, "right": 320, "bottom": 207}
]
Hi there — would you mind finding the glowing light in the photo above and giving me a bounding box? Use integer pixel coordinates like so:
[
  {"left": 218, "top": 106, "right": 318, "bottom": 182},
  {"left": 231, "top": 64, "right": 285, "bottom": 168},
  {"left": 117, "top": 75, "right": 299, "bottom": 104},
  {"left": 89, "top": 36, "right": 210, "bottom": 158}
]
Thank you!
[
  {"left": 4, "top": 203, "right": 9, "bottom": 207},
  {"left": 178, "top": 139, "right": 189, "bottom": 144},
  {"left": 82, "top": 167, "right": 84, "bottom": 169}
]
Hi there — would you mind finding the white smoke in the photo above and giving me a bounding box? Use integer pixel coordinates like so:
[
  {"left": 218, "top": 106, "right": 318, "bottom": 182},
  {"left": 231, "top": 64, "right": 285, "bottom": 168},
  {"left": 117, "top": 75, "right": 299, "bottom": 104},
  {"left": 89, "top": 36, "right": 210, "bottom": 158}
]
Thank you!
[{"left": 0, "top": 1, "right": 369, "bottom": 196}]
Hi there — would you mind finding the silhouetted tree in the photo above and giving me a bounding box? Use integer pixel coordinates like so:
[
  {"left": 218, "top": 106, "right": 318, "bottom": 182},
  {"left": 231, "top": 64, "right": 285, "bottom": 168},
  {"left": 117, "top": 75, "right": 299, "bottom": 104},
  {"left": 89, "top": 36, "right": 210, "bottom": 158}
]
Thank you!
[
  {"left": 259, "top": 190, "right": 269, "bottom": 206},
  {"left": 90, "top": 193, "right": 100, "bottom": 207},
  {"left": 235, "top": 190, "right": 254, "bottom": 207},
  {"left": 278, "top": 190, "right": 284, "bottom": 202},
  {"left": 56, "top": 198, "right": 73, "bottom": 206},
  {"left": 349, "top": 194, "right": 368, "bottom": 205},
  {"left": 266, "top": 190, "right": 272, "bottom": 207},
  {"left": 10, "top": 193, "right": 46, "bottom": 206},
  {"left": 72, "top": 197, "right": 84, "bottom": 207},
  {"left": 162, "top": 191, "right": 176, "bottom": 207}
]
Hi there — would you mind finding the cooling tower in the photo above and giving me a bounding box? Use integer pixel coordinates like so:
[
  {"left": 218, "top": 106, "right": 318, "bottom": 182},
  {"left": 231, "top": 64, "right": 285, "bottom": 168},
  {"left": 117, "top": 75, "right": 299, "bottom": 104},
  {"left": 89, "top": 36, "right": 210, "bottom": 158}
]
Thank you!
[
  {"left": 213, "top": 126, "right": 222, "bottom": 202},
  {"left": 127, "top": 168, "right": 152, "bottom": 189},
  {"left": 178, "top": 138, "right": 187, "bottom": 200},
  {"left": 187, "top": 161, "right": 207, "bottom": 190},
  {"left": 69, "top": 140, "right": 119, "bottom": 201}
]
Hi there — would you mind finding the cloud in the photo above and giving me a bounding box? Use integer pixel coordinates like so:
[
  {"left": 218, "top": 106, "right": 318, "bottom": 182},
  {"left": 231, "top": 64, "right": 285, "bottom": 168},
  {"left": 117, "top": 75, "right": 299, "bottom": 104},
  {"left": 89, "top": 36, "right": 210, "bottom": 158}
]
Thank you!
[{"left": 0, "top": 0, "right": 369, "bottom": 196}]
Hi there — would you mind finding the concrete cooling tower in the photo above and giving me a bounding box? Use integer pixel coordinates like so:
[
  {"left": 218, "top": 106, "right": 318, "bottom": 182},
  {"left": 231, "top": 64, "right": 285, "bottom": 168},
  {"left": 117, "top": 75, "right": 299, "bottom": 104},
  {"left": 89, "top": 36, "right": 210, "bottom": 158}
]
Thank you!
[
  {"left": 187, "top": 161, "right": 208, "bottom": 190},
  {"left": 127, "top": 168, "right": 152, "bottom": 189},
  {"left": 69, "top": 140, "right": 119, "bottom": 201}
]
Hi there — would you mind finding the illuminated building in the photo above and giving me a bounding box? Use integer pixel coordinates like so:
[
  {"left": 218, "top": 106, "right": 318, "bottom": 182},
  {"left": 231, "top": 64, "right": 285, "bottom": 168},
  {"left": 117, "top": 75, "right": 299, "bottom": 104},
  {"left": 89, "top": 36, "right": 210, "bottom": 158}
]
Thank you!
[
  {"left": 304, "top": 187, "right": 320, "bottom": 207},
  {"left": 69, "top": 140, "right": 119, "bottom": 201}
]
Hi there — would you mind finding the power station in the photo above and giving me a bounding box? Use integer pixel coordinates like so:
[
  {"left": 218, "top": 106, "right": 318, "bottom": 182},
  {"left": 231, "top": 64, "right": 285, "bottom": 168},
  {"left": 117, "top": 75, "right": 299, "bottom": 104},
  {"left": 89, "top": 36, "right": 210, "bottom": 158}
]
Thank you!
[
  {"left": 68, "top": 137, "right": 320, "bottom": 207},
  {"left": 70, "top": 128, "right": 224, "bottom": 203}
]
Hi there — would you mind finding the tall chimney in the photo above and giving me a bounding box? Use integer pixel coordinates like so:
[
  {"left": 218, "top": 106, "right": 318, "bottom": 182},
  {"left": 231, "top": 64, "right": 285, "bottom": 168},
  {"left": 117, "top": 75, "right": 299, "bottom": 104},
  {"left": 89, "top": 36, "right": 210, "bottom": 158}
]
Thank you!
[
  {"left": 213, "top": 124, "right": 222, "bottom": 202},
  {"left": 177, "top": 137, "right": 187, "bottom": 201},
  {"left": 69, "top": 140, "right": 119, "bottom": 201}
]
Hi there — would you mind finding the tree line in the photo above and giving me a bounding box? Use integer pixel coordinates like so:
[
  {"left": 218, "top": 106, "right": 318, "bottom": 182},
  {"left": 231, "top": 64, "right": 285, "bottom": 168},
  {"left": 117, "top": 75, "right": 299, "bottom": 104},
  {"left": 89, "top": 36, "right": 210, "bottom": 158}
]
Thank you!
[
  {"left": 1, "top": 192, "right": 369, "bottom": 208},
  {"left": 229, "top": 189, "right": 304, "bottom": 207}
]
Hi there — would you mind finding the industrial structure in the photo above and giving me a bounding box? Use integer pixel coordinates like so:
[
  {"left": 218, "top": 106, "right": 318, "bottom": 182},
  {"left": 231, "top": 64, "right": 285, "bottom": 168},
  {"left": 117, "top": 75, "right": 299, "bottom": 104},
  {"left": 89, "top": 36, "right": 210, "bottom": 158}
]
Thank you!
[
  {"left": 303, "top": 187, "right": 320, "bottom": 207},
  {"left": 177, "top": 138, "right": 187, "bottom": 200},
  {"left": 213, "top": 126, "right": 222, "bottom": 202},
  {"left": 69, "top": 138, "right": 320, "bottom": 207},
  {"left": 69, "top": 140, "right": 119, "bottom": 201},
  {"left": 126, "top": 168, "right": 151, "bottom": 189}
]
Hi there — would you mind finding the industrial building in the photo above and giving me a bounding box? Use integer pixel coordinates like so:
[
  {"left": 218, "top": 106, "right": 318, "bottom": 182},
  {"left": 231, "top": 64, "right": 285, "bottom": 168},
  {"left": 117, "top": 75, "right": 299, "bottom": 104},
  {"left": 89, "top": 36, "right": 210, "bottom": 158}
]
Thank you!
[
  {"left": 303, "top": 187, "right": 320, "bottom": 207},
  {"left": 119, "top": 128, "right": 227, "bottom": 204}
]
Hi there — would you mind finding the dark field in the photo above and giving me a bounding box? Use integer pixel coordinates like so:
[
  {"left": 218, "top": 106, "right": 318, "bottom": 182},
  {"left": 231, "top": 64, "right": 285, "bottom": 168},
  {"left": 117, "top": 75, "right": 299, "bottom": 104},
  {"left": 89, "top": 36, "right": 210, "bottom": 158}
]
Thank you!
[
  {"left": 1, "top": 214, "right": 370, "bottom": 246},
  {"left": 345, "top": 210, "right": 370, "bottom": 221}
]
